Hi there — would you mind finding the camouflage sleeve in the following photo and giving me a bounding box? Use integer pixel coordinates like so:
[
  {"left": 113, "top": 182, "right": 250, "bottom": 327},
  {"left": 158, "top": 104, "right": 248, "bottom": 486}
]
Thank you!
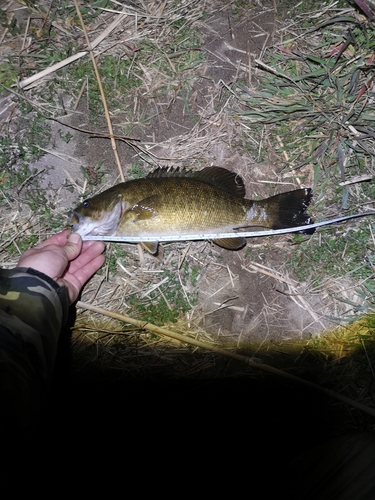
[{"left": 0, "top": 267, "right": 69, "bottom": 430}]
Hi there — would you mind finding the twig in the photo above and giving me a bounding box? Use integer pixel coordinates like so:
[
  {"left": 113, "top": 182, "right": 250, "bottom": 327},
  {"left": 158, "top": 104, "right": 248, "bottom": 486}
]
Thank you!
[
  {"left": 19, "top": 52, "right": 88, "bottom": 90},
  {"left": 18, "top": 13, "right": 127, "bottom": 90},
  {"left": 77, "top": 300, "right": 375, "bottom": 417},
  {"left": 254, "top": 59, "right": 303, "bottom": 90},
  {"left": 17, "top": 169, "right": 45, "bottom": 194},
  {"left": 339, "top": 175, "right": 373, "bottom": 186},
  {"left": 73, "top": 0, "right": 125, "bottom": 182},
  {"left": 0, "top": 85, "right": 139, "bottom": 148},
  {"left": 242, "top": 262, "right": 299, "bottom": 286}
]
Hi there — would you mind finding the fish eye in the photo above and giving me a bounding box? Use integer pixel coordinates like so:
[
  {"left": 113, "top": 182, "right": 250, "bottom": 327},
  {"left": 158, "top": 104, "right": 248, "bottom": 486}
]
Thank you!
[{"left": 83, "top": 200, "right": 90, "bottom": 208}]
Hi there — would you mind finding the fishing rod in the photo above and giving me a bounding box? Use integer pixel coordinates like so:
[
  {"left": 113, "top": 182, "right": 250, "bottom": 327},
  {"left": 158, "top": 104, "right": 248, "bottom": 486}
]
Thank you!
[{"left": 80, "top": 212, "right": 374, "bottom": 243}]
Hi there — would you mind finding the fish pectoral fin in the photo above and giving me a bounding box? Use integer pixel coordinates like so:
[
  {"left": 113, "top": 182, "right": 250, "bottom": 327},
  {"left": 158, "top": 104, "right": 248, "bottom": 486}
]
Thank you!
[
  {"left": 140, "top": 241, "right": 159, "bottom": 254},
  {"left": 131, "top": 195, "right": 159, "bottom": 221},
  {"left": 212, "top": 237, "right": 246, "bottom": 250}
]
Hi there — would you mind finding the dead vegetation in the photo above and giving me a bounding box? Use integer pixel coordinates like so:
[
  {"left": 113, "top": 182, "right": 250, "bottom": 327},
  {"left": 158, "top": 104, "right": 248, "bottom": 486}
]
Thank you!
[{"left": 1, "top": 0, "right": 375, "bottom": 427}]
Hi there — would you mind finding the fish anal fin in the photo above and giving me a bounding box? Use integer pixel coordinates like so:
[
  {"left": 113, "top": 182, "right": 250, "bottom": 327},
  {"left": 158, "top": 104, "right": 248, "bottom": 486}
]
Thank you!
[{"left": 212, "top": 237, "right": 246, "bottom": 250}]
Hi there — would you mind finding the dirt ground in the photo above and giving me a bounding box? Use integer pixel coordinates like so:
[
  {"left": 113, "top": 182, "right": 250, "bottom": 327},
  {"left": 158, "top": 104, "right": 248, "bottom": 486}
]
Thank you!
[
  {"left": 5, "top": 0, "right": 352, "bottom": 347},
  {"left": 3, "top": 1, "right": 375, "bottom": 467}
]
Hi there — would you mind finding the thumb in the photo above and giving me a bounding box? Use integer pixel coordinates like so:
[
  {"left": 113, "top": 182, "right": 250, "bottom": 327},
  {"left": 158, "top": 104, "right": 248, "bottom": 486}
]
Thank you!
[{"left": 63, "top": 232, "right": 83, "bottom": 261}]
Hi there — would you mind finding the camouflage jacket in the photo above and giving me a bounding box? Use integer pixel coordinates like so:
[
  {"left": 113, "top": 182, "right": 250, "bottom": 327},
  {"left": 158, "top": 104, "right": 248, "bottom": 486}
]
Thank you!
[{"left": 0, "top": 267, "right": 69, "bottom": 430}]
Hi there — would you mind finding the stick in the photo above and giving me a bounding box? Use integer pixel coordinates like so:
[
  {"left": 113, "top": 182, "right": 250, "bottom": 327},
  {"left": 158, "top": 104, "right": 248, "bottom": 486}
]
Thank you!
[
  {"left": 19, "top": 52, "right": 88, "bottom": 89},
  {"left": 18, "top": 14, "right": 125, "bottom": 90},
  {"left": 18, "top": 13, "right": 126, "bottom": 90},
  {"left": 76, "top": 300, "right": 375, "bottom": 417},
  {"left": 73, "top": 1, "right": 125, "bottom": 182}
]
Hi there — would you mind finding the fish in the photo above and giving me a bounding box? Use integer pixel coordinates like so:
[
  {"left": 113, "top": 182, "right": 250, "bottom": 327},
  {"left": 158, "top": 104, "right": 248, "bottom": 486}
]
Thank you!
[{"left": 70, "top": 166, "right": 314, "bottom": 254}]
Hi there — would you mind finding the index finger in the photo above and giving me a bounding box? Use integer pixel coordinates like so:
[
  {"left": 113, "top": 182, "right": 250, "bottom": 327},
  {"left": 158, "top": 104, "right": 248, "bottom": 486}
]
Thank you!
[
  {"left": 66, "top": 240, "right": 105, "bottom": 275},
  {"left": 35, "top": 229, "right": 72, "bottom": 248}
]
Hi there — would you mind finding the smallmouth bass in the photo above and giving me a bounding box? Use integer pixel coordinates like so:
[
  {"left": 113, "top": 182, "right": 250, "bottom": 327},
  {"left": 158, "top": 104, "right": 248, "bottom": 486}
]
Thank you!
[{"left": 70, "top": 166, "right": 314, "bottom": 254}]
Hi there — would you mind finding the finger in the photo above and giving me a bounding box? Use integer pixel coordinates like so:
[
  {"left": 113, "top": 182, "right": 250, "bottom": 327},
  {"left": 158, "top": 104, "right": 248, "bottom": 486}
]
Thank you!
[
  {"left": 61, "top": 254, "right": 106, "bottom": 303},
  {"left": 71, "top": 254, "right": 106, "bottom": 289},
  {"left": 82, "top": 239, "right": 106, "bottom": 251},
  {"left": 67, "top": 240, "right": 105, "bottom": 275},
  {"left": 35, "top": 229, "right": 71, "bottom": 248},
  {"left": 60, "top": 233, "right": 83, "bottom": 262}
]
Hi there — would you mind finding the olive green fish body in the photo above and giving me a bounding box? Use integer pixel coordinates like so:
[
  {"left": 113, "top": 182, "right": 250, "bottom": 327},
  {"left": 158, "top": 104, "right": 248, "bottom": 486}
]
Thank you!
[
  {"left": 70, "top": 167, "right": 313, "bottom": 253},
  {"left": 118, "top": 176, "right": 250, "bottom": 234}
]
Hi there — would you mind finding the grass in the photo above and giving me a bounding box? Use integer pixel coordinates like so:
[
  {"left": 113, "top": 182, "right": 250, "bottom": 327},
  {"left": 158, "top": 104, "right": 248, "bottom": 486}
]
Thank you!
[
  {"left": 1, "top": 0, "right": 375, "bottom": 429},
  {"left": 103, "top": 244, "right": 198, "bottom": 326},
  {"left": 0, "top": 0, "right": 206, "bottom": 225},
  {"left": 0, "top": 107, "right": 51, "bottom": 166},
  {"left": 227, "top": 0, "right": 375, "bottom": 314}
]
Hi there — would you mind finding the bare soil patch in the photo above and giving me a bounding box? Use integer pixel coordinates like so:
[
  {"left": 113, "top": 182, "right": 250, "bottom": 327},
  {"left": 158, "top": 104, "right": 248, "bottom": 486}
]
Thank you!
[
  {"left": 1, "top": 0, "right": 374, "bottom": 448},
  {"left": 1, "top": 0, "right": 366, "bottom": 353}
]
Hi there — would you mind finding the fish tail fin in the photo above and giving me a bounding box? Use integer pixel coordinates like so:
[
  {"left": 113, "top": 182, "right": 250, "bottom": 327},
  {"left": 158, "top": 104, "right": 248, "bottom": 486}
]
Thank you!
[{"left": 254, "top": 188, "right": 315, "bottom": 234}]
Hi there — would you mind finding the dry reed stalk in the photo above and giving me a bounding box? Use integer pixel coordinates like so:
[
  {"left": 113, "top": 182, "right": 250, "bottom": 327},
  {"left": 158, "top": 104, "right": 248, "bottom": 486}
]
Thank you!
[
  {"left": 18, "top": 13, "right": 127, "bottom": 90},
  {"left": 73, "top": 0, "right": 125, "bottom": 182},
  {"left": 242, "top": 262, "right": 299, "bottom": 286},
  {"left": 77, "top": 300, "right": 375, "bottom": 418}
]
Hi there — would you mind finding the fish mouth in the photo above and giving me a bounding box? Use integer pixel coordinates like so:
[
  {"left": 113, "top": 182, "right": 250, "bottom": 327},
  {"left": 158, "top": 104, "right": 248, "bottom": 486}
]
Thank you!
[
  {"left": 69, "top": 212, "right": 82, "bottom": 233},
  {"left": 69, "top": 200, "right": 124, "bottom": 237},
  {"left": 69, "top": 212, "right": 114, "bottom": 236},
  {"left": 70, "top": 212, "right": 104, "bottom": 236}
]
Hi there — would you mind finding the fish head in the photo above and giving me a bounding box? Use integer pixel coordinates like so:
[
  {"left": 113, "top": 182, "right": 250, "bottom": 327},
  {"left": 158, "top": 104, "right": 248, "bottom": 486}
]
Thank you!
[{"left": 70, "top": 190, "right": 125, "bottom": 237}]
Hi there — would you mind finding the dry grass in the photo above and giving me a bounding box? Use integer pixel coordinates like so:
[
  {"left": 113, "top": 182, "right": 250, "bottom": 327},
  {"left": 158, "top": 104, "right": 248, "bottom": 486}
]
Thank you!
[{"left": 1, "top": 0, "right": 375, "bottom": 425}]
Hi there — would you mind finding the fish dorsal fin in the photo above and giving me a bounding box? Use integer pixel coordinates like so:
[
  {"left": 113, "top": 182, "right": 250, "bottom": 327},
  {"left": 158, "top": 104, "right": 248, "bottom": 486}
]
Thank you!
[
  {"left": 146, "top": 167, "right": 190, "bottom": 179},
  {"left": 191, "top": 167, "right": 246, "bottom": 197},
  {"left": 147, "top": 166, "right": 246, "bottom": 197}
]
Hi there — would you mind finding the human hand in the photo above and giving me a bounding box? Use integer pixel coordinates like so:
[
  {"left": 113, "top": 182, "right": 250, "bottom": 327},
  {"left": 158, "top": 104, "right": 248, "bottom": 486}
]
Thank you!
[{"left": 17, "top": 229, "right": 105, "bottom": 304}]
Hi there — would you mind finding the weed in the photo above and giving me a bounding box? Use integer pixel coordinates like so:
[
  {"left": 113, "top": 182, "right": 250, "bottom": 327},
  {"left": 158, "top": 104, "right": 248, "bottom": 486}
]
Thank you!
[
  {"left": 125, "top": 266, "right": 198, "bottom": 326},
  {"left": 130, "top": 299, "right": 180, "bottom": 325},
  {"left": 291, "top": 220, "right": 375, "bottom": 302},
  {"left": 224, "top": 4, "right": 375, "bottom": 317},
  {"left": 58, "top": 130, "right": 73, "bottom": 144},
  {"left": 7, "top": 235, "right": 39, "bottom": 256},
  {"left": 190, "top": 266, "right": 200, "bottom": 287},
  {"left": 56, "top": 56, "right": 142, "bottom": 123},
  {"left": 0, "top": 61, "right": 18, "bottom": 91},
  {"left": 103, "top": 243, "right": 130, "bottom": 275},
  {"left": 1, "top": 104, "right": 51, "bottom": 168},
  {"left": 232, "top": 19, "right": 375, "bottom": 188},
  {"left": 127, "top": 162, "right": 148, "bottom": 179},
  {"left": 80, "top": 160, "right": 109, "bottom": 186}
]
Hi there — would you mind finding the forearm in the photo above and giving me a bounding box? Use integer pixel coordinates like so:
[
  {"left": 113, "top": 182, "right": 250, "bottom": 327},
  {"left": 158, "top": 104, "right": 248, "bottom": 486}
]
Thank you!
[{"left": 0, "top": 267, "right": 69, "bottom": 428}]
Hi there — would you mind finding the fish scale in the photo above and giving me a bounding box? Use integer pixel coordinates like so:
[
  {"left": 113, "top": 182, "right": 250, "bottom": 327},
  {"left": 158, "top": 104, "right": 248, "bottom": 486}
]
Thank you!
[
  {"left": 70, "top": 166, "right": 315, "bottom": 254},
  {"left": 117, "top": 176, "right": 248, "bottom": 233}
]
